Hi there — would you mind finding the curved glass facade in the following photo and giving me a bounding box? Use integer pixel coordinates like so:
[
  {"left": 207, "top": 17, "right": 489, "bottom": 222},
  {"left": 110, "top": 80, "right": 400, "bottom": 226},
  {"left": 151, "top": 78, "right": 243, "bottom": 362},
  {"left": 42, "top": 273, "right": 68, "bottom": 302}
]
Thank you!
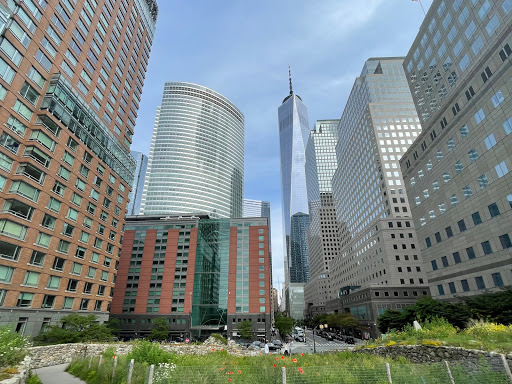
[{"left": 141, "top": 82, "right": 244, "bottom": 218}]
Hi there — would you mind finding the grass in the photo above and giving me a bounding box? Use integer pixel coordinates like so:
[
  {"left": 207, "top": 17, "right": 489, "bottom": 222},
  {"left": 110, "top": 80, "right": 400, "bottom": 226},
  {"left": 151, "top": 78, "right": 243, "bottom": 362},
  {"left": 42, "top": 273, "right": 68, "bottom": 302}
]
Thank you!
[
  {"left": 368, "top": 318, "right": 512, "bottom": 353},
  {"left": 66, "top": 349, "right": 510, "bottom": 384}
]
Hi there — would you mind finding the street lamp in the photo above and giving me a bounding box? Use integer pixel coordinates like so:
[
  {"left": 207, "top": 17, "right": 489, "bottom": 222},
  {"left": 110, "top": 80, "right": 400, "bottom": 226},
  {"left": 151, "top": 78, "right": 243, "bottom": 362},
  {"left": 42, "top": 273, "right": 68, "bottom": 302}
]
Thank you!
[{"left": 312, "top": 323, "right": 328, "bottom": 354}]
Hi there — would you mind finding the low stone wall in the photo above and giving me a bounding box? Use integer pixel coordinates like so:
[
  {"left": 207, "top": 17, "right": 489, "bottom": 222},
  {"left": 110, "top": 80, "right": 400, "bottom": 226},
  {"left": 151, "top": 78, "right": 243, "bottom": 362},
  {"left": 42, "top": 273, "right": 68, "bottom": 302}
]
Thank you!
[
  {"left": 28, "top": 341, "right": 260, "bottom": 369},
  {"left": 0, "top": 356, "right": 31, "bottom": 384},
  {"left": 358, "top": 345, "right": 512, "bottom": 374}
]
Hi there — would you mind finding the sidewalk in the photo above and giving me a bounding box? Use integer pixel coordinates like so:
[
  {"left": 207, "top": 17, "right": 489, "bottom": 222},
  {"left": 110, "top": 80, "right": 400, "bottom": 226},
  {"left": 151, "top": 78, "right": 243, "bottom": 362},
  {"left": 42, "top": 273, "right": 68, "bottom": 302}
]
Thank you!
[{"left": 34, "top": 363, "right": 86, "bottom": 384}]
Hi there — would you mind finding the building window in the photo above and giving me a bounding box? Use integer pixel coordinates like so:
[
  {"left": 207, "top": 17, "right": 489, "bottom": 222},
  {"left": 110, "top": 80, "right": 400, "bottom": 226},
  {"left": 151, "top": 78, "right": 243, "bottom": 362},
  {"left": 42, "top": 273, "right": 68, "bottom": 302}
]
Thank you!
[
  {"left": 431, "top": 260, "right": 438, "bottom": 271},
  {"left": 438, "top": 285, "right": 445, "bottom": 296},
  {"left": 441, "top": 256, "right": 449, "bottom": 267},
  {"left": 475, "top": 276, "right": 486, "bottom": 290},
  {"left": 448, "top": 282, "right": 456, "bottom": 294},
  {"left": 488, "top": 203, "right": 500, "bottom": 218},
  {"left": 495, "top": 161, "right": 509, "bottom": 178},
  {"left": 499, "top": 234, "right": 512, "bottom": 249},
  {"left": 481, "top": 241, "right": 493, "bottom": 255},
  {"left": 492, "top": 273, "right": 504, "bottom": 287},
  {"left": 472, "top": 212, "right": 482, "bottom": 225},
  {"left": 466, "top": 247, "right": 476, "bottom": 260},
  {"left": 461, "top": 280, "right": 470, "bottom": 292},
  {"left": 457, "top": 219, "right": 466, "bottom": 232},
  {"left": 453, "top": 252, "right": 461, "bottom": 264}
]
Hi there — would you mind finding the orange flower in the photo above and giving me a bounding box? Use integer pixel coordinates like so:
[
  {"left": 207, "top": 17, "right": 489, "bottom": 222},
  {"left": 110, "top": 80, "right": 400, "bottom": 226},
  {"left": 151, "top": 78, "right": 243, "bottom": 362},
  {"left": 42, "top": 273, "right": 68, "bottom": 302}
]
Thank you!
[
  {"left": 228, "top": 379, "right": 232, "bottom": 382},
  {"left": 223, "top": 362, "right": 226, "bottom": 365},
  {"left": 230, "top": 372, "right": 233, "bottom": 375},
  {"left": 238, "top": 370, "right": 241, "bottom": 374},
  {"left": 301, "top": 353, "right": 304, "bottom": 356},
  {"left": 220, "top": 368, "right": 223, "bottom": 371},
  {"left": 298, "top": 368, "right": 304, "bottom": 374},
  {"left": 281, "top": 356, "right": 285, "bottom": 360},
  {"left": 232, "top": 362, "right": 235, "bottom": 365},
  {"left": 273, "top": 364, "right": 276, "bottom": 368},
  {"left": 275, "top": 357, "right": 279, "bottom": 361}
]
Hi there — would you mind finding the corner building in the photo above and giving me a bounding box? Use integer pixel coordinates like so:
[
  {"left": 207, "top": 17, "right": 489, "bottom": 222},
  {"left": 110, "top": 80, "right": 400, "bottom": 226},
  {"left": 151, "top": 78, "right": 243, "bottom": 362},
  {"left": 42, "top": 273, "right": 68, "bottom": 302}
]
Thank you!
[
  {"left": 401, "top": 0, "right": 512, "bottom": 299},
  {"left": 111, "top": 215, "right": 272, "bottom": 341},
  {"left": 140, "top": 82, "right": 244, "bottom": 219},
  {"left": 329, "top": 58, "right": 430, "bottom": 338},
  {"left": 0, "top": 0, "right": 157, "bottom": 336}
]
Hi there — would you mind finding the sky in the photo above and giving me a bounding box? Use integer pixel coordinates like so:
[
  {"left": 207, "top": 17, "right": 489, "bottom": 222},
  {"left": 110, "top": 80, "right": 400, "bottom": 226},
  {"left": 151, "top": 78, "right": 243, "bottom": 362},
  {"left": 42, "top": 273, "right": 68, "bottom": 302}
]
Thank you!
[{"left": 130, "top": 0, "right": 433, "bottom": 293}]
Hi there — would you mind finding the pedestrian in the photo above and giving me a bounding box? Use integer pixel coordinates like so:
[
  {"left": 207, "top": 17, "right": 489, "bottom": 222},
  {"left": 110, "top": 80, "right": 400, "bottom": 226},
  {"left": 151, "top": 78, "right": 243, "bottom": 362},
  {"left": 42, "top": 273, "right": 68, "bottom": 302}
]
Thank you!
[
  {"left": 284, "top": 341, "right": 290, "bottom": 356},
  {"left": 264, "top": 341, "right": 269, "bottom": 354}
]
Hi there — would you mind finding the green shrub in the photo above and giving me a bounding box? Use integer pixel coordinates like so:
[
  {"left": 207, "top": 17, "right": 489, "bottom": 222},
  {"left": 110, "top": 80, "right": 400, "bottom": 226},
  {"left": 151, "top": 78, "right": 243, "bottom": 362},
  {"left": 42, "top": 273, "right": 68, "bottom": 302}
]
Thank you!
[
  {"left": 0, "top": 325, "right": 29, "bottom": 369},
  {"left": 127, "top": 340, "right": 174, "bottom": 365},
  {"left": 211, "top": 333, "right": 227, "bottom": 345},
  {"left": 462, "top": 320, "right": 512, "bottom": 343},
  {"left": 27, "top": 374, "right": 43, "bottom": 384}
]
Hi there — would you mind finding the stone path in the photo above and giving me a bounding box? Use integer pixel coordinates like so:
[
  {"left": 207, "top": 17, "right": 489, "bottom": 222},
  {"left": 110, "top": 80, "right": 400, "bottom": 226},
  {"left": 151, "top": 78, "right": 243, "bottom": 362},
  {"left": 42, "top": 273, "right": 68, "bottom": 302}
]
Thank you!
[{"left": 34, "top": 363, "right": 86, "bottom": 384}]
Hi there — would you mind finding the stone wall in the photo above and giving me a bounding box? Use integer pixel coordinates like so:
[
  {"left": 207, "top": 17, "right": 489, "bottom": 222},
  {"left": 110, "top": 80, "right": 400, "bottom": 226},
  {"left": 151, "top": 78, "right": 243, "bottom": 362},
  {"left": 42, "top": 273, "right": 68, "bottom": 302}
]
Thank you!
[
  {"left": 358, "top": 345, "right": 512, "bottom": 374},
  {"left": 28, "top": 340, "right": 260, "bottom": 369},
  {"left": 0, "top": 356, "right": 31, "bottom": 384}
]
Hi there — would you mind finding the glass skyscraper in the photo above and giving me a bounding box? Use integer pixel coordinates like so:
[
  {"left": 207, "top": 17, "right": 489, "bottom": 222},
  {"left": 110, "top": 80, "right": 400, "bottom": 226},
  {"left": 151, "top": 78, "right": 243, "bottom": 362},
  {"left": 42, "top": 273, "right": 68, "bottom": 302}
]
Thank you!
[
  {"left": 127, "top": 150, "right": 148, "bottom": 215},
  {"left": 278, "top": 71, "right": 310, "bottom": 319},
  {"left": 140, "top": 82, "right": 244, "bottom": 218},
  {"left": 304, "top": 120, "right": 340, "bottom": 317}
]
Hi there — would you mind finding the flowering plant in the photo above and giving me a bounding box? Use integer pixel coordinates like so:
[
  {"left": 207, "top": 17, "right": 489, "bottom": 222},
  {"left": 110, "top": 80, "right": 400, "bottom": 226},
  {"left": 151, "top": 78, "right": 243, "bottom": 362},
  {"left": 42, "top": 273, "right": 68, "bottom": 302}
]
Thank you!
[
  {"left": 0, "top": 325, "right": 30, "bottom": 369},
  {"left": 153, "top": 362, "right": 177, "bottom": 384}
]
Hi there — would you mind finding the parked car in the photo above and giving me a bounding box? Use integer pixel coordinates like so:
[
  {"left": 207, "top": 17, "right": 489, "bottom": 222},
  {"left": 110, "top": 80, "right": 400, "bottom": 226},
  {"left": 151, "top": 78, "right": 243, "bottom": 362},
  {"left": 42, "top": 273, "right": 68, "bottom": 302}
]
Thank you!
[
  {"left": 175, "top": 337, "right": 184, "bottom": 342},
  {"left": 294, "top": 335, "right": 305, "bottom": 342},
  {"left": 268, "top": 342, "right": 280, "bottom": 351},
  {"left": 345, "top": 336, "right": 355, "bottom": 344},
  {"left": 272, "top": 340, "right": 283, "bottom": 348},
  {"left": 324, "top": 333, "right": 333, "bottom": 341}
]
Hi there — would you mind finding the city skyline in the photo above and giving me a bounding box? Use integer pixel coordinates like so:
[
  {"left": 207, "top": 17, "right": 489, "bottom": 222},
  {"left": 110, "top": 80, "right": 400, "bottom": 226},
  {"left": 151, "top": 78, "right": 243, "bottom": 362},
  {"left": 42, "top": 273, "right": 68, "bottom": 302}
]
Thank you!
[{"left": 130, "top": 0, "right": 433, "bottom": 289}]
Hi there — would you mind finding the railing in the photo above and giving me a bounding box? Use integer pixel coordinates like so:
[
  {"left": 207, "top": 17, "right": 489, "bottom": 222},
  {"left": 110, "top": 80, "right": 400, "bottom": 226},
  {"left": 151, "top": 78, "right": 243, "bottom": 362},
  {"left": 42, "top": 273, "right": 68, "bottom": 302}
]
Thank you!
[{"left": 68, "top": 355, "right": 512, "bottom": 384}]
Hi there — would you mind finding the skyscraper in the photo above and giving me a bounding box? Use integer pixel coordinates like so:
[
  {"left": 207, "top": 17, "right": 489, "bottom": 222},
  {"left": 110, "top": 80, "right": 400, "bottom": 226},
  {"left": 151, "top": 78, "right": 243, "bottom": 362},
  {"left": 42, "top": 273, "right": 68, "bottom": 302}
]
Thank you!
[
  {"left": 329, "top": 58, "right": 429, "bottom": 337},
  {"left": 401, "top": 0, "right": 512, "bottom": 299},
  {"left": 243, "top": 199, "right": 270, "bottom": 219},
  {"left": 140, "top": 82, "right": 244, "bottom": 219},
  {"left": 243, "top": 198, "right": 271, "bottom": 260},
  {"left": 127, "top": 150, "right": 148, "bottom": 215},
  {"left": 304, "top": 120, "right": 340, "bottom": 318},
  {"left": 0, "top": 0, "right": 158, "bottom": 336},
  {"left": 278, "top": 69, "right": 310, "bottom": 319}
]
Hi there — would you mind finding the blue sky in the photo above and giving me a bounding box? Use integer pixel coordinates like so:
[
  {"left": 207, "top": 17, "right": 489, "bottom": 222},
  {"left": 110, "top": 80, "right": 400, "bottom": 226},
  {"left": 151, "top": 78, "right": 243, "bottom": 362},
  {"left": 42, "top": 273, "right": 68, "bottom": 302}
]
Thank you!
[{"left": 130, "top": 0, "right": 433, "bottom": 292}]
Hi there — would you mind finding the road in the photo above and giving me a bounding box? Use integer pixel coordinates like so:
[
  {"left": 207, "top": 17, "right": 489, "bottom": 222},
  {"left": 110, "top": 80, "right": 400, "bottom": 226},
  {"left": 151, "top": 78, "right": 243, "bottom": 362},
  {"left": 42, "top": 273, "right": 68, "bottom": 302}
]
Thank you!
[
  {"left": 285, "top": 330, "right": 362, "bottom": 354},
  {"left": 34, "top": 364, "right": 86, "bottom": 384}
]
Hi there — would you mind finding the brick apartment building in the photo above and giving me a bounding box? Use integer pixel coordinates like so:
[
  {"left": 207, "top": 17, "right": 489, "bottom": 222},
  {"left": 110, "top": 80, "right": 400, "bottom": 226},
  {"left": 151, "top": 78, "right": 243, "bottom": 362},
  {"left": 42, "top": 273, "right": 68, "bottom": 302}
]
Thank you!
[
  {"left": 0, "top": 0, "right": 158, "bottom": 336},
  {"left": 111, "top": 214, "right": 272, "bottom": 341}
]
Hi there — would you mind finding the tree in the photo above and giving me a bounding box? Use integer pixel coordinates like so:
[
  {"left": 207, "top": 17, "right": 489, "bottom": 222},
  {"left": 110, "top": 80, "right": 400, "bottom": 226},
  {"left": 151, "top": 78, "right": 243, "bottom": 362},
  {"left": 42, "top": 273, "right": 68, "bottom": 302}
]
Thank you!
[
  {"left": 150, "top": 318, "right": 169, "bottom": 341},
  {"left": 33, "top": 314, "right": 113, "bottom": 345},
  {"left": 105, "top": 317, "right": 121, "bottom": 337},
  {"left": 274, "top": 314, "right": 294, "bottom": 337},
  {"left": 238, "top": 321, "right": 253, "bottom": 340}
]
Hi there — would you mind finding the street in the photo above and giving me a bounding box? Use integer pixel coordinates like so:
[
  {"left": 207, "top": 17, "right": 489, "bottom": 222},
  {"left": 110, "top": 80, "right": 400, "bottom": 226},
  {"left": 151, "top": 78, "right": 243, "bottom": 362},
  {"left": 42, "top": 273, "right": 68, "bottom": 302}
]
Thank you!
[{"left": 281, "top": 330, "right": 363, "bottom": 354}]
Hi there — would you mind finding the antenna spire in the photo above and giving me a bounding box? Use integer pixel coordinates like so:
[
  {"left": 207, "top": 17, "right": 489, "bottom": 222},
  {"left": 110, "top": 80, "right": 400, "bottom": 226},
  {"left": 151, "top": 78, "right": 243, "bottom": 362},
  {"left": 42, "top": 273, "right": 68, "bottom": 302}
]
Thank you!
[{"left": 289, "top": 66, "right": 293, "bottom": 95}]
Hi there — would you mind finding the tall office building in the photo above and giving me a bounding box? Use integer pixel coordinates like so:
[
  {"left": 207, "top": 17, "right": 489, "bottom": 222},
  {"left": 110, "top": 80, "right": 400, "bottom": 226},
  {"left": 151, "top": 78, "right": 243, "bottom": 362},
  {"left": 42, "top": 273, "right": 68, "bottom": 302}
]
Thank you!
[
  {"left": 329, "top": 58, "right": 429, "bottom": 338},
  {"left": 243, "top": 199, "right": 270, "bottom": 219},
  {"left": 278, "top": 70, "right": 310, "bottom": 319},
  {"left": 243, "top": 198, "right": 272, "bottom": 266},
  {"left": 140, "top": 82, "right": 244, "bottom": 219},
  {"left": 304, "top": 120, "right": 340, "bottom": 318},
  {"left": 111, "top": 214, "right": 272, "bottom": 341},
  {"left": 127, "top": 150, "right": 148, "bottom": 215},
  {"left": 401, "top": 0, "right": 512, "bottom": 299},
  {"left": 0, "top": 0, "right": 158, "bottom": 336}
]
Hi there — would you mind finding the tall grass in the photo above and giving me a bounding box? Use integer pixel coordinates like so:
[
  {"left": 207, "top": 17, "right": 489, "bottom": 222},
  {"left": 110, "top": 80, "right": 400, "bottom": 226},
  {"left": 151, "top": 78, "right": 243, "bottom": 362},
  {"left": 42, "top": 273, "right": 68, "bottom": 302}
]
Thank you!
[
  {"left": 371, "top": 318, "right": 512, "bottom": 353},
  {"left": 66, "top": 349, "right": 510, "bottom": 384}
]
